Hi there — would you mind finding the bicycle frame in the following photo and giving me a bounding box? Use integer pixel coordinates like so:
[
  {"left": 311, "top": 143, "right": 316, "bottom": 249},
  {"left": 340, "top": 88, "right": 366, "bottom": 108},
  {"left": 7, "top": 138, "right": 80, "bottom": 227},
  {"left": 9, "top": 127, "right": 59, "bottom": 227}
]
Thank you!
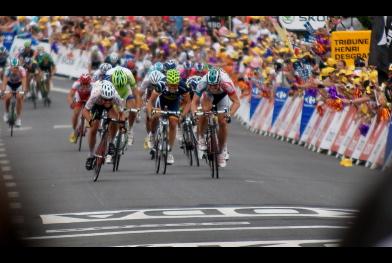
[{"left": 4, "top": 90, "right": 24, "bottom": 137}]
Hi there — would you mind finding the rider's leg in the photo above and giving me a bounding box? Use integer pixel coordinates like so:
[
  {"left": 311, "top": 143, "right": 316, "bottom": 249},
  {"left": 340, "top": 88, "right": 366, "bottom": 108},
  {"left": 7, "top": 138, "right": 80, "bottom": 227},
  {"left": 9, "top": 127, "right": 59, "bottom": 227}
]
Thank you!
[
  {"left": 168, "top": 116, "right": 179, "bottom": 150},
  {"left": 88, "top": 120, "right": 99, "bottom": 157},
  {"left": 15, "top": 92, "right": 24, "bottom": 119},
  {"left": 108, "top": 107, "right": 119, "bottom": 142}
]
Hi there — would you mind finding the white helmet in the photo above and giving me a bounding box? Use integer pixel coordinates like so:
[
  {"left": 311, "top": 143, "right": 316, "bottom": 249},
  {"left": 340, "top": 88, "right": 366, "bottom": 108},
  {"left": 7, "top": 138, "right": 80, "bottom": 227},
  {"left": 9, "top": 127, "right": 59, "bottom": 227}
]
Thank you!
[
  {"left": 109, "top": 53, "right": 119, "bottom": 64},
  {"left": 99, "top": 63, "right": 112, "bottom": 74},
  {"left": 143, "top": 59, "right": 152, "bottom": 70},
  {"left": 149, "top": 70, "right": 165, "bottom": 85},
  {"left": 100, "top": 80, "right": 115, "bottom": 99}
]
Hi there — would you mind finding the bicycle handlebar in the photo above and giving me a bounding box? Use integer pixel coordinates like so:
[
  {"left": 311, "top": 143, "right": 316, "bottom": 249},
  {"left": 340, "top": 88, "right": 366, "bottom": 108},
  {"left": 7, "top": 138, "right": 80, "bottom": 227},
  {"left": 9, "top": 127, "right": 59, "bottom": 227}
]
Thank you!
[
  {"left": 123, "top": 108, "right": 140, "bottom": 114},
  {"left": 195, "top": 108, "right": 228, "bottom": 116},
  {"left": 152, "top": 109, "right": 181, "bottom": 116}
]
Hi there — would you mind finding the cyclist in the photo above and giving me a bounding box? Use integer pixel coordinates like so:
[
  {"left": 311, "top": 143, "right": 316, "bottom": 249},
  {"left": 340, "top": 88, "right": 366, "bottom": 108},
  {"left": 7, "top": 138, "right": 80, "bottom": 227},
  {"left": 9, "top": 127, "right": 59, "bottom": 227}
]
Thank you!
[
  {"left": 179, "top": 60, "right": 193, "bottom": 81},
  {"left": 67, "top": 74, "right": 93, "bottom": 144},
  {"left": 82, "top": 80, "right": 124, "bottom": 170},
  {"left": 192, "top": 62, "right": 207, "bottom": 77},
  {"left": 163, "top": 59, "right": 177, "bottom": 74},
  {"left": 191, "top": 67, "right": 241, "bottom": 168},
  {"left": 37, "top": 52, "right": 56, "bottom": 103},
  {"left": 88, "top": 45, "right": 104, "bottom": 74},
  {"left": 18, "top": 40, "right": 35, "bottom": 64},
  {"left": 104, "top": 52, "right": 121, "bottom": 68},
  {"left": 0, "top": 46, "right": 9, "bottom": 80},
  {"left": 22, "top": 57, "right": 40, "bottom": 97},
  {"left": 146, "top": 69, "right": 191, "bottom": 165},
  {"left": 1, "top": 58, "right": 28, "bottom": 127},
  {"left": 105, "top": 65, "right": 141, "bottom": 148},
  {"left": 140, "top": 69, "right": 166, "bottom": 150},
  {"left": 92, "top": 63, "right": 112, "bottom": 83}
]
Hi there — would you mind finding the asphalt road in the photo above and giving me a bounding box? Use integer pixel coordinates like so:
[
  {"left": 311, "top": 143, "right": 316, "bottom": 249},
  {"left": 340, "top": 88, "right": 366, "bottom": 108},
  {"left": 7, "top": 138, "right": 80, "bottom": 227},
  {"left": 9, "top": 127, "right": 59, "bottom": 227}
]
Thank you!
[{"left": 0, "top": 77, "right": 382, "bottom": 247}]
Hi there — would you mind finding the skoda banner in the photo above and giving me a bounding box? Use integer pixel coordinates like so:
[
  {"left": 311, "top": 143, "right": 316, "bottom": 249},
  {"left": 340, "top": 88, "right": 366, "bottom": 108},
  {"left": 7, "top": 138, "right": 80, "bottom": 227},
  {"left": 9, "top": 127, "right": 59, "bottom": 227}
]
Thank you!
[{"left": 278, "top": 16, "right": 328, "bottom": 31}]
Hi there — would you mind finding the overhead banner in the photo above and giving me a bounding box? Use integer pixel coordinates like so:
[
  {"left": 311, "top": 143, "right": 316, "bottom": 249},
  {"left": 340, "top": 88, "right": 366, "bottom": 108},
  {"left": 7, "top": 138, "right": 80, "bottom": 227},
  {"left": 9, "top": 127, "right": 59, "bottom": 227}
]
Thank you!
[
  {"left": 272, "top": 87, "right": 289, "bottom": 126},
  {"left": 330, "top": 30, "right": 372, "bottom": 66},
  {"left": 300, "top": 89, "right": 317, "bottom": 137},
  {"left": 278, "top": 16, "right": 328, "bottom": 31}
]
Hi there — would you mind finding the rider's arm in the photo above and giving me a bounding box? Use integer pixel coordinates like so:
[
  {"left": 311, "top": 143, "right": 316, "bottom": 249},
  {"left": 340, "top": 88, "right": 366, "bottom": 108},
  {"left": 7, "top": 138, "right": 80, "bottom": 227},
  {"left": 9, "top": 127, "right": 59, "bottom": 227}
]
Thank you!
[
  {"left": 67, "top": 88, "right": 76, "bottom": 107},
  {"left": 1, "top": 74, "right": 7, "bottom": 93},
  {"left": 21, "top": 73, "right": 28, "bottom": 94},
  {"left": 228, "top": 91, "right": 241, "bottom": 116},
  {"left": 191, "top": 93, "right": 201, "bottom": 114},
  {"left": 146, "top": 90, "right": 159, "bottom": 118},
  {"left": 181, "top": 92, "right": 192, "bottom": 117}
]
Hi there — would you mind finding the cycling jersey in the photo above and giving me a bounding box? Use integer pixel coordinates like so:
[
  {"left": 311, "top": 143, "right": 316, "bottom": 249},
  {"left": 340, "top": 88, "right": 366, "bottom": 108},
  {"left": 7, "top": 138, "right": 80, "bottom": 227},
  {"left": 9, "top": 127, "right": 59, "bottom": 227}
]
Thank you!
[
  {"left": 71, "top": 80, "right": 93, "bottom": 103},
  {"left": 195, "top": 69, "right": 236, "bottom": 97},
  {"left": 19, "top": 48, "right": 35, "bottom": 61},
  {"left": 4, "top": 66, "right": 26, "bottom": 90},
  {"left": 105, "top": 66, "right": 137, "bottom": 99},
  {"left": 157, "top": 79, "right": 189, "bottom": 112},
  {"left": 92, "top": 69, "right": 106, "bottom": 82},
  {"left": 84, "top": 84, "right": 123, "bottom": 111}
]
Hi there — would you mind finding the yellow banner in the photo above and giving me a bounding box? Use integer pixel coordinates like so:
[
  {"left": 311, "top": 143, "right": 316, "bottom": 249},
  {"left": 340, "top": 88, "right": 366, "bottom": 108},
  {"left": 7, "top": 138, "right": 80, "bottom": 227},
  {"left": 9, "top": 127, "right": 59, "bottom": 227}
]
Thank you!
[{"left": 331, "top": 30, "right": 371, "bottom": 66}]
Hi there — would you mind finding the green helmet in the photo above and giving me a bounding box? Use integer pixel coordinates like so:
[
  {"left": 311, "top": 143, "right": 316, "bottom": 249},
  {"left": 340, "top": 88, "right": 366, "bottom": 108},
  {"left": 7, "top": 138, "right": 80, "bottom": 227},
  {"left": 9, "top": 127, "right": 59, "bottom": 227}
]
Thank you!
[
  {"left": 207, "top": 68, "right": 220, "bottom": 85},
  {"left": 166, "top": 69, "right": 180, "bottom": 85},
  {"left": 10, "top": 57, "right": 19, "bottom": 67},
  {"left": 111, "top": 69, "right": 128, "bottom": 88},
  {"left": 24, "top": 40, "right": 32, "bottom": 48}
]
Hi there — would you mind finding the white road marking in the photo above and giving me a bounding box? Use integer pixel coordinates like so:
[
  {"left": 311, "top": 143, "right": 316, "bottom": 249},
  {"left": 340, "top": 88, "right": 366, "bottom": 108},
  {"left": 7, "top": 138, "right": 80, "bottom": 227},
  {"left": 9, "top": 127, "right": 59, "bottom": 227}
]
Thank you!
[
  {"left": 2, "top": 174, "right": 13, "bottom": 180},
  {"left": 0, "top": 148, "right": 5, "bottom": 152},
  {"left": 51, "top": 87, "right": 69, "bottom": 94},
  {"left": 0, "top": 159, "right": 10, "bottom": 165},
  {"left": 46, "top": 221, "right": 250, "bottom": 234},
  {"left": 7, "top": 192, "right": 19, "bottom": 198},
  {"left": 0, "top": 142, "right": 4, "bottom": 146},
  {"left": 25, "top": 225, "right": 347, "bottom": 240},
  {"left": 53, "top": 125, "right": 72, "bottom": 129},
  {"left": 9, "top": 202, "right": 22, "bottom": 209},
  {"left": 40, "top": 206, "right": 357, "bottom": 225},
  {"left": 1, "top": 166, "right": 11, "bottom": 172},
  {"left": 8, "top": 126, "right": 32, "bottom": 131},
  {"left": 115, "top": 239, "right": 341, "bottom": 247},
  {"left": 0, "top": 153, "right": 7, "bottom": 158},
  {"left": 5, "top": 182, "right": 16, "bottom": 187}
]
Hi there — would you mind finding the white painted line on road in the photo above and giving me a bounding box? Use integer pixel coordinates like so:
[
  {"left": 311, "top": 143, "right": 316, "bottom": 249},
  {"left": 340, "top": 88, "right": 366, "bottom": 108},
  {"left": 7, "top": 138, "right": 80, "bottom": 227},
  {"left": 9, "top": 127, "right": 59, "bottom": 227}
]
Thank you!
[
  {"left": 115, "top": 239, "right": 341, "bottom": 247},
  {"left": 51, "top": 87, "right": 69, "bottom": 94},
  {"left": 5, "top": 182, "right": 16, "bottom": 187},
  {"left": 0, "top": 142, "right": 4, "bottom": 146},
  {"left": 1, "top": 166, "right": 11, "bottom": 172},
  {"left": 9, "top": 202, "right": 22, "bottom": 209},
  {"left": 46, "top": 221, "right": 250, "bottom": 234},
  {"left": 0, "top": 159, "right": 10, "bottom": 165},
  {"left": 53, "top": 125, "right": 72, "bottom": 129},
  {"left": 25, "top": 225, "right": 347, "bottom": 240},
  {"left": 245, "top": 180, "right": 264, "bottom": 184},
  {"left": 2, "top": 174, "right": 13, "bottom": 180},
  {"left": 8, "top": 127, "right": 32, "bottom": 131},
  {"left": 40, "top": 206, "right": 357, "bottom": 225},
  {"left": 0, "top": 153, "right": 7, "bottom": 158},
  {"left": 7, "top": 192, "right": 19, "bottom": 198},
  {"left": 0, "top": 148, "right": 5, "bottom": 152}
]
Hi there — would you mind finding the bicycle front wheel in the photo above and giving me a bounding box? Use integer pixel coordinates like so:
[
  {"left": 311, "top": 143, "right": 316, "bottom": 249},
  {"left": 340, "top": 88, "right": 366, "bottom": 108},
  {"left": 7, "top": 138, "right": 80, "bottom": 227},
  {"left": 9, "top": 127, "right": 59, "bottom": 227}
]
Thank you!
[
  {"left": 93, "top": 133, "right": 108, "bottom": 182},
  {"left": 162, "top": 129, "right": 168, "bottom": 175},
  {"left": 78, "top": 117, "right": 85, "bottom": 152},
  {"left": 211, "top": 132, "right": 219, "bottom": 179}
]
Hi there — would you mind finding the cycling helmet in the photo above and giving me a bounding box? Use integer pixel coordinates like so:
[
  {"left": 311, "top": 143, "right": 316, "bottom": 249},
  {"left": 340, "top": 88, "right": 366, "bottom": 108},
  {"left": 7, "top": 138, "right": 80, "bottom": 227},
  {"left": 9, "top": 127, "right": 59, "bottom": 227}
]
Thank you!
[
  {"left": 124, "top": 59, "right": 135, "bottom": 70},
  {"left": 10, "top": 57, "right": 19, "bottom": 67},
  {"left": 111, "top": 69, "right": 128, "bottom": 88},
  {"left": 207, "top": 68, "right": 221, "bottom": 85},
  {"left": 143, "top": 60, "right": 152, "bottom": 70},
  {"left": 100, "top": 80, "right": 116, "bottom": 99},
  {"left": 183, "top": 60, "right": 193, "bottom": 70},
  {"left": 194, "top": 62, "right": 204, "bottom": 72},
  {"left": 109, "top": 53, "right": 119, "bottom": 65},
  {"left": 149, "top": 70, "right": 165, "bottom": 85},
  {"left": 166, "top": 69, "right": 180, "bottom": 85},
  {"left": 79, "top": 73, "right": 91, "bottom": 85},
  {"left": 91, "top": 45, "right": 99, "bottom": 52},
  {"left": 186, "top": 75, "right": 202, "bottom": 92},
  {"left": 164, "top": 59, "right": 177, "bottom": 71},
  {"left": 154, "top": 62, "right": 164, "bottom": 72},
  {"left": 42, "top": 53, "right": 51, "bottom": 60},
  {"left": 99, "top": 63, "right": 112, "bottom": 74},
  {"left": 24, "top": 40, "right": 32, "bottom": 48}
]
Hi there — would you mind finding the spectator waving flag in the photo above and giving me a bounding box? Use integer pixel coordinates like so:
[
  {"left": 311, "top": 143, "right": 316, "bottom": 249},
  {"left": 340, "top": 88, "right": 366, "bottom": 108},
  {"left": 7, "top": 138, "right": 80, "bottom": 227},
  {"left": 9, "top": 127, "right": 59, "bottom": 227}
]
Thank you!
[{"left": 51, "top": 41, "right": 59, "bottom": 54}]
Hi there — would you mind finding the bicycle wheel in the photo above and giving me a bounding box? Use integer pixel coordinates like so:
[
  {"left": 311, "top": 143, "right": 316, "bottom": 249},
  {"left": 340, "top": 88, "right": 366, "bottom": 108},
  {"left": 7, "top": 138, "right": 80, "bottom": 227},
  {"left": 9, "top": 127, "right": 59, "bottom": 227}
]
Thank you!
[
  {"left": 93, "top": 132, "right": 108, "bottom": 182},
  {"left": 191, "top": 131, "right": 200, "bottom": 167},
  {"left": 155, "top": 133, "right": 161, "bottom": 174},
  {"left": 30, "top": 80, "right": 37, "bottom": 109},
  {"left": 78, "top": 117, "right": 85, "bottom": 152},
  {"left": 162, "top": 128, "right": 168, "bottom": 175},
  {"left": 211, "top": 131, "right": 219, "bottom": 179},
  {"left": 112, "top": 131, "right": 122, "bottom": 172},
  {"left": 9, "top": 100, "right": 16, "bottom": 137},
  {"left": 206, "top": 132, "right": 214, "bottom": 178}
]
